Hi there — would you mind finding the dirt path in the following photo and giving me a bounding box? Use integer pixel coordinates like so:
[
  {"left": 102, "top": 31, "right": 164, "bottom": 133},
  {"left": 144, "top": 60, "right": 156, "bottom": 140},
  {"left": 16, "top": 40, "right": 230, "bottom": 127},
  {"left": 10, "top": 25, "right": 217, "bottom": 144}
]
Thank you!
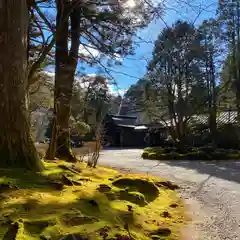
[{"left": 98, "top": 149, "right": 240, "bottom": 240}]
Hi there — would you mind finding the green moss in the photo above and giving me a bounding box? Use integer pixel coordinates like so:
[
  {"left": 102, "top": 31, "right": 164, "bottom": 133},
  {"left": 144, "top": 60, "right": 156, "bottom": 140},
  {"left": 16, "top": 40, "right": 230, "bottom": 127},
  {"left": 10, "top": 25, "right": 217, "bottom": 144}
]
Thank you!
[
  {"left": 0, "top": 161, "right": 187, "bottom": 240},
  {"left": 112, "top": 178, "right": 159, "bottom": 202},
  {"left": 148, "top": 152, "right": 158, "bottom": 159},
  {"left": 141, "top": 151, "right": 149, "bottom": 159},
  {"left": 106, "top": 189, "right": 147, "bottom": 206}
]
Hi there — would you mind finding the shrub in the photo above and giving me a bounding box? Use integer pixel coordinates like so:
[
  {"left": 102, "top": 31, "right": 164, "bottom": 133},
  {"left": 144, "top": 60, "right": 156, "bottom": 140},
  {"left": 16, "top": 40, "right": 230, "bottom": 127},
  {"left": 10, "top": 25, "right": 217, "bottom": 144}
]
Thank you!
[
  {"left": 144, "top": 147, "right": 154, "bottom": 152},
  {"left": 167, "top": 152, "right": 180, "bottom": 160},
  {"left": 163, "top": 147, "right": 177, "bottom": 154},
  {"left": 185, "top": 151, "right": 209, "bottom": 160},
  {"left": 210, "top": 151, "right": 228, "bottom": 160},
  {"left": 157, "top": 153, "right": 171, "bottom": 160},
  {"left": 142, "top": 146, "right": 240, "bottom": 161},
  {"left": 198, "top": 146, "right": 215, "bottom": 154},
  {"left": 228, "top": 153, "right": 240, "bottom": 160},
  {"left": 141, "top": 151, "right": 149, "bottom": 159},
  {"left": 148, "top": 152, "right": 158, "bottom": 160}
]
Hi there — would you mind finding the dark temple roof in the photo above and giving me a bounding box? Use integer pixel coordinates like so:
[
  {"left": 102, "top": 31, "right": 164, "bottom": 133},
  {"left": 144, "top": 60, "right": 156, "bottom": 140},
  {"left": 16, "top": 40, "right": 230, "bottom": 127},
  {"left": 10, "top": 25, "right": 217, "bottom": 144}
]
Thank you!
[{"left": 108, "top": 114, "right": 137, "bottom": 128}]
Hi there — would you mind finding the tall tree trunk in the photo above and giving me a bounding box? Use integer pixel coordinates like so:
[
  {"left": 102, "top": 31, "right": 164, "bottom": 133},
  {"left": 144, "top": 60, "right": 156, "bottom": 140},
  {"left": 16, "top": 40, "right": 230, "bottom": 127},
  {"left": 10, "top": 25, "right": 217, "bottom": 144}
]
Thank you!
[
  {"left": 0, "top": 0, "right": 43, "bottom": 171},
  {"left": 209, "top": 52, "right": 217, "bottom": 146},
  {"left": 46, "top": 2, "right": 80, "bottom": 161},
  {"left": 230, "top": 7, "right": 240, "bottom": 123}
]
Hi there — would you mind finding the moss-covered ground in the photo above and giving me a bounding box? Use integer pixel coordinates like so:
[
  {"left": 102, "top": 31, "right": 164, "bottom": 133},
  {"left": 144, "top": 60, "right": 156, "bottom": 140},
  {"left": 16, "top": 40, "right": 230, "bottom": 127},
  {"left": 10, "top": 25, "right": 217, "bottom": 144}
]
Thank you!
[{"left": 0, "top": 161, "right": 187, "bottom": 240}]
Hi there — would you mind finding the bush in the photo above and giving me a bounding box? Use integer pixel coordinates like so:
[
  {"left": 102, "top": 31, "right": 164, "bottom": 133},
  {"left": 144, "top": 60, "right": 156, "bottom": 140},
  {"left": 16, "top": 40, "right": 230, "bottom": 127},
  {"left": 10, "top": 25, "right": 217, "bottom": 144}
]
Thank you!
[
  {"left": 163, "top": 147, "right": 177, "bottom": 154},
  {"left": 148, "top": 152, "right": 158, "bottom": 160},
  {"left": 210, "top": 151, "right": 228, "bottom": 160},
  {"left": 228, "top": 153, "right": 240, "bottom": 160},
  {"left": 185, "top": 151, "right": 209, "bottom": 160},
  {"left": 141, "top": 151, "right": 149, "bottom": 159},
  {"left": 198, "top": 146, "right": 214, "bottom": 154},
  {"left": 142, "top": 145, "right": 240, "bottom": 161}
]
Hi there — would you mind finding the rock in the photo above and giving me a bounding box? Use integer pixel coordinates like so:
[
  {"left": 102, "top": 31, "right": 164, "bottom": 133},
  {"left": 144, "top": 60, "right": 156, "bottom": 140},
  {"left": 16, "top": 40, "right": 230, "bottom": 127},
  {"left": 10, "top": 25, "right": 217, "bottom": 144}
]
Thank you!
[
  {"left": 155, "top": 181, "right": 179, "bottom": 190},
  {"left": 118, "top": 190, "right": 147, "bottom": 206},
  {"left": 97, "top": 184, "right": 111, "bottom": 193},
  {"left": 169, "top": 203, "right": 178, "bottom": 208},
  {"left": 24, "top": 219, "right": 56, "bottom": 234},
  {"left": 61, "top": 213, "right": 99, "bottom": 226},
  {"left": 112, "top": 178, "right": 159, "bottom": 202},
  {"left": 161, "top": 211, "right": 171, "bottom": 218}
]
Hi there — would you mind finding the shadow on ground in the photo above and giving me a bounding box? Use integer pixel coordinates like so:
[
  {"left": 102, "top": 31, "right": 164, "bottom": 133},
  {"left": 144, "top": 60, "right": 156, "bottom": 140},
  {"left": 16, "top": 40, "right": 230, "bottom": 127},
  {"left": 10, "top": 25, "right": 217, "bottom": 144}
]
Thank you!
[{"left": 165, "top": 160, "right": 240, "bottom": 184}]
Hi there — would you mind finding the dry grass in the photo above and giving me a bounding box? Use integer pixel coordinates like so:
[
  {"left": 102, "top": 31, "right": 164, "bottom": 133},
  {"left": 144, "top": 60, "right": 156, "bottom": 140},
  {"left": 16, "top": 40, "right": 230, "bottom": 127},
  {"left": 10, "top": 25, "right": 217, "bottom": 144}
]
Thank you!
[{"left": 0, "top": 161, "right": 188, "bottom": 240}]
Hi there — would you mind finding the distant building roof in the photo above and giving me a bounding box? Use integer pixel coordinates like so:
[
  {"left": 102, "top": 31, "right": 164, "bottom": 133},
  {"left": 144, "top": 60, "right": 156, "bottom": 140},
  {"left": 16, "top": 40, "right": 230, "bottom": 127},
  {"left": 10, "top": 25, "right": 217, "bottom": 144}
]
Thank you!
[
  {"left": 111, "top": 115, "right": 137, "bottom": 128},
  {"left": 134, "top": 125, "right": 148, "bottom": 130}
]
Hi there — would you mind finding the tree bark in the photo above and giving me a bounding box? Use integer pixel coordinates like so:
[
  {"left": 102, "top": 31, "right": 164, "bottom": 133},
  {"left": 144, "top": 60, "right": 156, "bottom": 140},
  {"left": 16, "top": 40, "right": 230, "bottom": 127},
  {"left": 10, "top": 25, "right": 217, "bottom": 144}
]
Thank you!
[
  {"left": 46, "top": 2, "right": 80, "bottom": 161},
  {"left": 0, "top": 0, "right": 43, "bottom": 171}
]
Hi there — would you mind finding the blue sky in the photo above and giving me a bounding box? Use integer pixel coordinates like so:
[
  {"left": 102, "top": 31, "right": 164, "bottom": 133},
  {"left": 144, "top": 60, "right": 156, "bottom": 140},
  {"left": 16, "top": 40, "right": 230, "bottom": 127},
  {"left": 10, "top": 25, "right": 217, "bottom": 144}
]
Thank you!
[
  {"left": 45, "top": 0, "right": 218, "bottom": 95},
  {"left": 79, "top": 0, "right": 218, "bottom": 95}
]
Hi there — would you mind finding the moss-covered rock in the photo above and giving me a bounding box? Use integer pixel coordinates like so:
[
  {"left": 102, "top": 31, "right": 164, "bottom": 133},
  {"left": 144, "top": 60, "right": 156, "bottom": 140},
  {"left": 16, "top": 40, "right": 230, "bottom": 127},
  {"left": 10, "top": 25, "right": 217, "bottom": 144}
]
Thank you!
[
  {"left": 60, "top": 212, "right": 99, "bottom": 226},
  {"left": 97, "top": 184, "right": 111, "bottom": 193},
  {"left": 112, "top": 178, "right": 159, "bottom": 202},
  {"left": 148, "top": 152, "right": 158, "bottom": 160},
  {"left": 106, "top": 189, "right": 147, "bottom": 206},
  {"left": 119, "top": 190, "right": 146, "bottom": 206},
  {"left": 24, "top": 219, "right": 57, "bottom": 234},
  {"left": 141, "top": 151, "right": 149, "bottom": 159}
]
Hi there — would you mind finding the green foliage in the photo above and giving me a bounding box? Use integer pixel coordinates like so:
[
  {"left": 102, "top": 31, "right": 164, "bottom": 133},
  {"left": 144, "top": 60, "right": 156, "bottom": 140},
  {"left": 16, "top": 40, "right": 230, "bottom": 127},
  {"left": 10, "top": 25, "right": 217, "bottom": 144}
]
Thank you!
[
  {"left": 69, "top": 117, "right": 91, "bottom": 137},
  {"left": 29, "top": 72, "right": 54, "bottom": 112}
]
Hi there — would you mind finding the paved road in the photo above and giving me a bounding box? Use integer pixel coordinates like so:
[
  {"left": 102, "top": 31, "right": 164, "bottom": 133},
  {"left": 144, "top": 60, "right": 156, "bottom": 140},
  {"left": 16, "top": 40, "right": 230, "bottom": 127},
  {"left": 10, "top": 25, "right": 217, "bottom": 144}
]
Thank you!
[{"left": 99, "top": 149, "right": 240, "bottom": 240}]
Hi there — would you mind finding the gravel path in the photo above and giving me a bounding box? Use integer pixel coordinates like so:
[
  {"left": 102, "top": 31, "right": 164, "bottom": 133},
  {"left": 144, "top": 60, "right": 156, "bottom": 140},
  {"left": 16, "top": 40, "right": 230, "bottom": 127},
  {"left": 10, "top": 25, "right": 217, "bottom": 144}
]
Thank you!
[{"left": 98, "top": 148, "right": 240, "bottom": 240}]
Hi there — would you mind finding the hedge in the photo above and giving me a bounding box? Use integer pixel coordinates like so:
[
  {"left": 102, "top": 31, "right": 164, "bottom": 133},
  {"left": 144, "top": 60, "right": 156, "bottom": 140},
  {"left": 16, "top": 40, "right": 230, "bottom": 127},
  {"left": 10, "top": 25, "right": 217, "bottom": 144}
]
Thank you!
[{"left": 142, "top": 146, "right": 240, "bottom": 161}]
